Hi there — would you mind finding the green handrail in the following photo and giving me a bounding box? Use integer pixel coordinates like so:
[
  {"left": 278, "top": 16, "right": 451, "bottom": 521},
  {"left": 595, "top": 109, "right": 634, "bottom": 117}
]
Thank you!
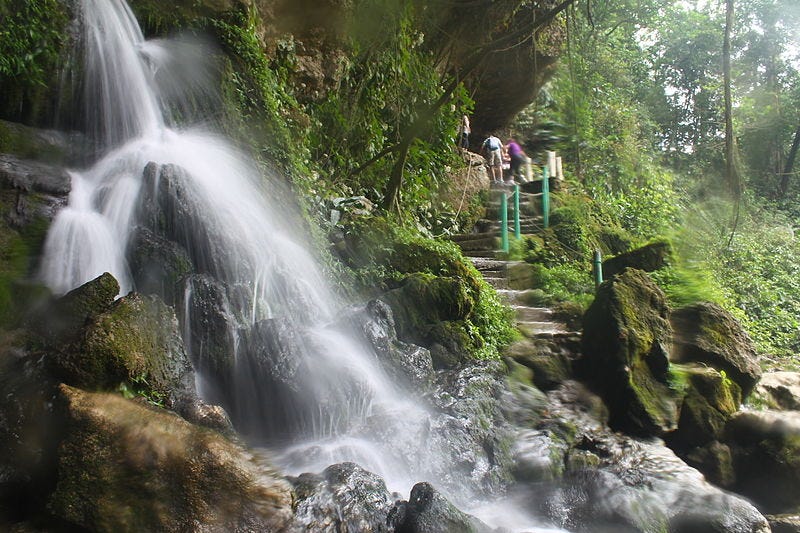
[
  {"left": 514, "top": 184, "right": 521, "bottom": 239},
  {"left": 593, "top": 249, "right": 603, "bottom": 288},
  {"left": 542, "top": 165, "right": 550, "bottom": 229},
  {"left": 500, "top": 190, "right": 509, "bottom": 253}
]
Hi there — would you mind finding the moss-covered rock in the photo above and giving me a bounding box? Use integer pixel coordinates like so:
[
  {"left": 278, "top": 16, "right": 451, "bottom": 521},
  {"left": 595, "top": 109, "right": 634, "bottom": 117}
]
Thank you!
[
  {"left": 380, "top": 273, "right": 477, "bottom": 365},
  {"left": 506, "top": 336, "right": 574, "bottom": 391},
  {"left": 50, "top": 384, "right": 292, "bottom": 532},
  {"left": 671, "top": 301, "right": 762, "bottom": 397},
  {"left": 725, "top": 410, "right": 800, "bottom": 514},
  {"left": 44, "top": 277, "right": 195, "bottom": 409},
  {"left": 579, "top": 268, "right": 680, "bottom": 435},
  {"left": 602, "top": 238, "right": 673, "bottom": 280},
  {"left": 666, "top": 364, "right": 742, "bottom": 452},
  {"left": 35, "top": 272, "right": 119, "bottom": 344}
]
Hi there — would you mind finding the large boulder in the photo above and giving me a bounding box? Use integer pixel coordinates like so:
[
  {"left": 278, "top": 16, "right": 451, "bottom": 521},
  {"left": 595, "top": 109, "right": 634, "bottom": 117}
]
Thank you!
[
  {"left": 602, "top": 239, "right": 673, "bottom": 280},
  {"left": 50, "top": 385, "right": 293, "bottom": 532},
  {"left": 51, "top": 289, "right": 195, "bottom": 409},
  {"left": 725, "top": 410, "right": 800, "bottom": 514},
  {"left": 670, "top": 302, "right": 761, "bottom": 397},
  {"left": 667, "top": 364, "right": 742, "bottom": 452},
  {"left": 579, "top": 268, "right": 680, "bottom": 435},
  {"left": 753, "top": 372, "right": 800, "bottom": 410}
]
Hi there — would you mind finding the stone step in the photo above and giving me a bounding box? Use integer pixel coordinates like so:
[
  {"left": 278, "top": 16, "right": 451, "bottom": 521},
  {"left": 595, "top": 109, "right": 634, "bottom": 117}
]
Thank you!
[
  {"left": 511, "top": 305, "right": 556, "bottom": 322},
  {"left": 449, "top": 232, "right": 495, "bottom": 243},
  {"left": 465, "top": 249, "right": 499, "bottom": 259},
  {"left": 468, "top": 257, "right": 508, "bottom": 272},
  {"left": 482, "top": 275, "right": 508, "bottom": 290},
  {"left": 452, "top": 235, "right": 498, "bottom": 252}
]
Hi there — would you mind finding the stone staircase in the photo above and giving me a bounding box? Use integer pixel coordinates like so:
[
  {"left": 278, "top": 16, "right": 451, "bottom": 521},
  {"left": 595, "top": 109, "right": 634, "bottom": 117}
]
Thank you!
[
  {"left": 450, "top": 186, "right": 582, "bottom": 389},
  {"left": 451, "top": 186, "right": 578, "bottom": 340}
]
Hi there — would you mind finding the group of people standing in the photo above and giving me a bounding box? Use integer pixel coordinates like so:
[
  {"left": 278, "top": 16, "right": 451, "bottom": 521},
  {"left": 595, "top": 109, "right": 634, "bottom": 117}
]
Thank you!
[{"left": 458, "top": 114, "right": 530, "bottom": 186}]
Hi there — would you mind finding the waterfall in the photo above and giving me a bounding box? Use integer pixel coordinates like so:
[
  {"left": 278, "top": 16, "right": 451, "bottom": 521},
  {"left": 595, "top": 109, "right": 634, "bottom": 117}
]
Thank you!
[
  {"left": 41, "top": 0, "right": 428, "bottom": 494},
  {"left": 38, "top": 1, "right": 564, "bottom": 530}
]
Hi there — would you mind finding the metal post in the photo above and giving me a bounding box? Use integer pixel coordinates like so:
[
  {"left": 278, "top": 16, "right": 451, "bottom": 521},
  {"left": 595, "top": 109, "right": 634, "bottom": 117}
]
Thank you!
[
  {"left": 514, "top": 184, "right": 521, "bottom": 239},
  {"left": 500, "top": 190, "right": 509, "bottom": 253},
  {"left": 593, "top": 249, "right": 603, "bottom": 288},
  {"left": 542, "top": 165, "right": 550, "bottom": 229}
]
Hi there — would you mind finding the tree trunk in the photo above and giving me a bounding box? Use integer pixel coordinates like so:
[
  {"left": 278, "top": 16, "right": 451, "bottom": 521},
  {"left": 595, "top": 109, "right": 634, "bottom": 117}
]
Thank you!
[
  {"left": 780, "top": 125, "right": 800, "bottom": 196},
  {"left": 723, "top": 0, "right": 738, "bottom": 200}
]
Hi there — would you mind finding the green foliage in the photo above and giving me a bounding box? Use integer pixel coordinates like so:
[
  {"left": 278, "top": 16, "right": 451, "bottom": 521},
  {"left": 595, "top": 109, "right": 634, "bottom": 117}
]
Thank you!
[
  {"left": 0, "top": 0, "right": 68, "bottom": 83},
  {"left": 302, "top": 3, "right": 469, "bottom": 226},
  {"left": 528, "top": 263, "right": 594, "bottom": 308},
  {"left": 207, "top": 6, "right": 310, "bottom": 177},
  {"left": 339, "top": 216, "right": 515, "bottom": 358},
  {"left": 0, "top": 0, "right": 70, "bottom": 123}
]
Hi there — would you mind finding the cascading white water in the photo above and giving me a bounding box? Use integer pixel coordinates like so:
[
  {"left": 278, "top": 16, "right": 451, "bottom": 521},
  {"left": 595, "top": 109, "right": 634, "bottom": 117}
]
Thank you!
[{"left": 39, "top": 1, "right": 561, "bottom": 530}]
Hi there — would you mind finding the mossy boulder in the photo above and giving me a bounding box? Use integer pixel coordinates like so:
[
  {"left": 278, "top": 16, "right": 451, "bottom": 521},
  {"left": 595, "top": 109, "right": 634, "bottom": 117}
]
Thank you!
[
  {"left": 34, "top": 272, "right": 120, "bottom": 344},
  {"left": 725, "top": 410, "right": 800, "bottom": 514},
  {"left": 602, "top": 239, "right": 673, "bottom": 280},
  {"left": 506, "top": 336, "right": 575, "bottom": 391},
  {"left": 666, "top": 364, "right": 742, "bottom": 453},
  {"left": 50, "top": 384, "right": 292, "bottom": 532},
  {"left": 380, "top": 272, "right": 476, "bottom": 362},
  {"left": 579, "top": 268, "right": 680, "bottom": 435},
  {"left": 47, "top": 278, "right": 195, "bottom": 409},
  {"left": 671, "top": 302, "right": 762, "bottom": 397}
]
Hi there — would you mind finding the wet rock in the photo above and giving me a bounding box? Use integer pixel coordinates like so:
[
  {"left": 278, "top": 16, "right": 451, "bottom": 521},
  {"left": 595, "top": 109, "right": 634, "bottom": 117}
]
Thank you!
[
  {"left": 51, "top": 291, "right": 195, "bottom": 409},
  {"left": 289, "top": 462, "right": 395, "bottom": 532},
  {"left": 427, "top": 360, "right": 516, "bottom": 496},
  {"left": 128, "top": 226, "right": 194, "bottom": 307},
  {"left": 50, "top": 385, "right": 293, "bottom": 532},
  {"left": 0, "top": 348, "right": 60, "bottom": 520},
  {"left": 667, "top": 364, "right": 742, "bottom": 452},
  {"left": 753, "top": 372, "right": 800, "bottom": 410},
  {"left": 182, "top": 274, "right": 238, "bottom": 398},
  {"left": 579, "top": 268, "right": 679, "bottom": 436},
  {"left": 528, "top": 434, "right": 770, "bottom": 533},
  {"left": 602, "top": 239, "right": 673, "bottom": 280},
  {"left": 32, "top": 272, "right": 120, "bottom": 345},
  {"left": 768, "top": 514, "right": 800, "bottom": 533},
  {"left": 394, "top": 482, "right": 493, "bottom": 533},
  {"left": 725, "top": 410, "right": 800, "bottom": 514},
  {"left": 506, "top": 336, "right": 574, "bottom": 391},
  {"left": 671, "top": 302, "right": 761, "bottom": 397},
  {"left": 345, "top": 299, "right": 435, "bottom": 389},
  {"left": 684, "top": 440, "right": 735, "bottom": 487}
]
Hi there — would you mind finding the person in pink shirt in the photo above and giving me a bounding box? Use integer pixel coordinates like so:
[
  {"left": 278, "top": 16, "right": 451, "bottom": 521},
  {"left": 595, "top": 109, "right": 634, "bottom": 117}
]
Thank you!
[{"left": 506, "top": 138, "right": 529, "bottom": 184}]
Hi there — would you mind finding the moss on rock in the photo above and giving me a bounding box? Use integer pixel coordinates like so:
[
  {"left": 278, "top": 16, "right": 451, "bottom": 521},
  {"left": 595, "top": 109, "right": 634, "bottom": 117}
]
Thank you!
[
  {"left": 579, "top": 268, "right": 680, "bottom": 435},
  {"left": 50, "top": 384, "right": 292, "bottom": 532}
]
